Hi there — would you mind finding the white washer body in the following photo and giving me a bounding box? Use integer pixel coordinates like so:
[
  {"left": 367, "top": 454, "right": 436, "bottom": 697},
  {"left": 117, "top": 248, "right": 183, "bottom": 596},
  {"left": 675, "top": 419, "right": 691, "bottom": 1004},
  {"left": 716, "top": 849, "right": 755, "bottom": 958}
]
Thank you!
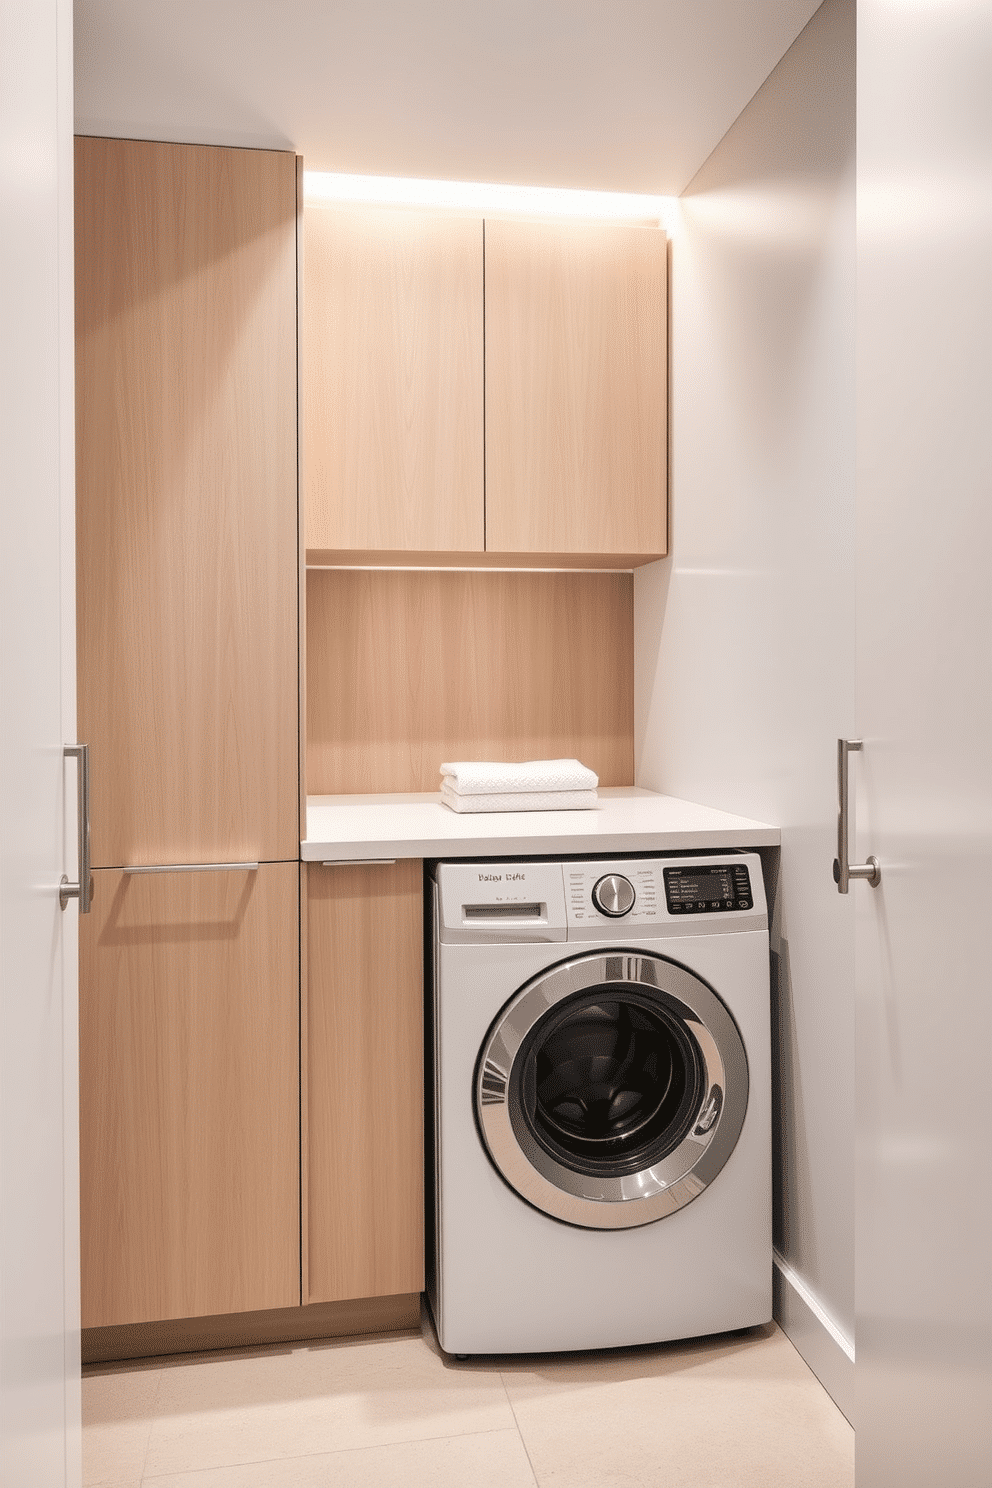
[{"left": 428, "top": 853, "right": 772, "bottom": 1356}]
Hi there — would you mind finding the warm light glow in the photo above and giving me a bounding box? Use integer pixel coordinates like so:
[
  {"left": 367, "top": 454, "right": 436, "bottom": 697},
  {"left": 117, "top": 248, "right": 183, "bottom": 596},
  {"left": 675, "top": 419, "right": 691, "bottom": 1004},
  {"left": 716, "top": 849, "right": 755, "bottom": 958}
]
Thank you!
[{"left": 303, "top": 171, "right": 676, "bottom": 229}]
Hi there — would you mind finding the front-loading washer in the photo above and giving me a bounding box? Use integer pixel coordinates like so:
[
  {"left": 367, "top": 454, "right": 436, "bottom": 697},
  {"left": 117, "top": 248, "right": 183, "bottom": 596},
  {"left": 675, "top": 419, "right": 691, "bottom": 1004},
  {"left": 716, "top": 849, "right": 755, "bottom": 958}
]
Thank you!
[{"left": 426, "top": 852, "right": 772, "bottom": 1356}]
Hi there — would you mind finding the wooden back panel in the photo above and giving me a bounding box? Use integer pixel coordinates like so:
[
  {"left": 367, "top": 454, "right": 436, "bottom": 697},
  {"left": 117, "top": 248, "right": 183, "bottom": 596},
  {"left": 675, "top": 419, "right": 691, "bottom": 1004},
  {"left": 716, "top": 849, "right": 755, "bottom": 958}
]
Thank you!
[
  {"left": 75, "top": 138, "right": 300, "bottom": 866},
  {"left": 306, "top": 569, "right": 634, "bottom": 794}
]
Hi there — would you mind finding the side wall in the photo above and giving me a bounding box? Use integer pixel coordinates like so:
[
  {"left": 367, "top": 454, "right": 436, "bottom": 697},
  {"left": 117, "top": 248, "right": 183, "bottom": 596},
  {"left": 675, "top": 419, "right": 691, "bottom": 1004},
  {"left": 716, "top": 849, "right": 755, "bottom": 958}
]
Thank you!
[{"left": 634, "top": 0, "right": 855, "bottom": 1419}]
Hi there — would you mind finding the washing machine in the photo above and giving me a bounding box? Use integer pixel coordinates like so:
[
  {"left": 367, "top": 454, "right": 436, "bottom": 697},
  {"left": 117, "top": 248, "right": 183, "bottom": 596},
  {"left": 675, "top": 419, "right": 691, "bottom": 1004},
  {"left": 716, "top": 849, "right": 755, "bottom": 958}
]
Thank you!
[{"left": 426, "top": 851, "right": 772, "bottom": 1356}]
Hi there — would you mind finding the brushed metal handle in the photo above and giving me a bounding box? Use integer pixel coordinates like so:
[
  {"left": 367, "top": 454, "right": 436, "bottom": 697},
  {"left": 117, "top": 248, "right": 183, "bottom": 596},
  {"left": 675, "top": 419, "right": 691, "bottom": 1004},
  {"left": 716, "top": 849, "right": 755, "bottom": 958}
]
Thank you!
[
  {"left": 122, "top": 862, "right": 260, "bottom": 874},
  {"left": 60, "top": 743, "right": 93, "bottom": 913},
  {"left": 320, "top": 858, "right": 397, "bottom": 867},
  {"left": 832, "top": 739, "right": 881, "bottom": 893}
]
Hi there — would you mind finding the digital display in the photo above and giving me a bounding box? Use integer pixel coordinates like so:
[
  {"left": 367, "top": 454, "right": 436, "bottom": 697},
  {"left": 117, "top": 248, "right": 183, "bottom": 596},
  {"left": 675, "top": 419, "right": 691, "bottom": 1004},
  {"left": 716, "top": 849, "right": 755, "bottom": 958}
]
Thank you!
[
  {"left": 666, "top": 869, "right": 733, "bottom": 904},
  {"left": 663, "top": 864, "right": 753, "bottom": 915}
]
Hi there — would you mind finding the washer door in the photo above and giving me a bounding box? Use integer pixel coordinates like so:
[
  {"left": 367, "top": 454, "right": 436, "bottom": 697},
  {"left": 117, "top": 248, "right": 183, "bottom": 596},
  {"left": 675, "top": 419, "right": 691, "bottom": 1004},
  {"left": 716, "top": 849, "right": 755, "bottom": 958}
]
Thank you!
[{"left": 475, "top": 951, "right": 749, "bottom": 1230}]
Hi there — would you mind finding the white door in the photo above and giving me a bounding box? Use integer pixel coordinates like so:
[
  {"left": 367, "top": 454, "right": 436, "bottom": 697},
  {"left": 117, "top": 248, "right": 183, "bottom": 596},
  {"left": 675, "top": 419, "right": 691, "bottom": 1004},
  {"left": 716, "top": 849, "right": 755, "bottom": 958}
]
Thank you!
[
  {"left": 0, "top": 0, "right": 81, "bottom": 1483},
  {"left": 855, "top": 1, "right": 992, "bottom": 1482}
]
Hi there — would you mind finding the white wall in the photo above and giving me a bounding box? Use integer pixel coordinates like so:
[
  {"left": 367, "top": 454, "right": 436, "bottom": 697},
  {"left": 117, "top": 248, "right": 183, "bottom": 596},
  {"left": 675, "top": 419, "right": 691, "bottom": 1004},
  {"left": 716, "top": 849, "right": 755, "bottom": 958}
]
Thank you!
[{"left": 635, "top": 0, "right": 855, "bottom": 1416}]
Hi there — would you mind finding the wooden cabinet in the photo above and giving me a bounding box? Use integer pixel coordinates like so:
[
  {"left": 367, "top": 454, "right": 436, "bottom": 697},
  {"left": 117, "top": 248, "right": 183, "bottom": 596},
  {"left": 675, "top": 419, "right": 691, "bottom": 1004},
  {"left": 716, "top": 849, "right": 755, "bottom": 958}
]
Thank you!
[
  {"left": 303, "top": 207, "right": 667, "bottom": 564},
  {"left": 75, "top": 138, "right": 302, "bottom": 1330},
  {"left": 79, "top": 864, "right": 300, "bottom": 1329},
  {"left": 304, "top": 205, "right": 484, "bottom": 555},
  {"left": 75, "top": 137, "right": 300, "bottom": 869},
  {"left": 304, "top": 861, "right": 424, "bottom": 1303},
  {"left": 485, "top": 218, "right": 668, "bottom": 558}
]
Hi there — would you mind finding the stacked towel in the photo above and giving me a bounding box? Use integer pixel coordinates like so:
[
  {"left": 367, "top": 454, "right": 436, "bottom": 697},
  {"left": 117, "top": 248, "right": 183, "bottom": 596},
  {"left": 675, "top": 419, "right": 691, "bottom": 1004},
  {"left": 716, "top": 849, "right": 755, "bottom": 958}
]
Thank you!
[{"left": 439, "top": 759, "right": 599, "bottom": 813}]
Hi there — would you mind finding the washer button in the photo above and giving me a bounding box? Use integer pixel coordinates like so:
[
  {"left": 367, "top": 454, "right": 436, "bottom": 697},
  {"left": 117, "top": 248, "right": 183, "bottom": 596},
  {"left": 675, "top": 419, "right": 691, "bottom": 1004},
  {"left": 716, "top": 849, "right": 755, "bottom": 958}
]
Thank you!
[{"left": 591, "top": 873, "right": 636, "bottom": 917}]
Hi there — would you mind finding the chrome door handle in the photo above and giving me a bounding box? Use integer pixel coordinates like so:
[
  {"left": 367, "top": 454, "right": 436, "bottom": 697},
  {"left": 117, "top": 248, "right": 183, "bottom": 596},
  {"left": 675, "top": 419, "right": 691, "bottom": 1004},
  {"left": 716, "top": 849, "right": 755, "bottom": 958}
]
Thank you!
[
  {"left": 60, "top": 743, "right": 93, "bottom": 913},
  {"left": 832, "top": 738, "right": 881, "bottom": 893}
]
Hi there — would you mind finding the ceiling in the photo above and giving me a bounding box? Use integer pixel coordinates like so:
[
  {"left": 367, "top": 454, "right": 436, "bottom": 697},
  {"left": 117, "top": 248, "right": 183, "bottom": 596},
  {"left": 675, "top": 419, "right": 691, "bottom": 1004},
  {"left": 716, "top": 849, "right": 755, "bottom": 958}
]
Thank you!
[{"left": 74, "top": 0, "right": 824, "bottom": 198}]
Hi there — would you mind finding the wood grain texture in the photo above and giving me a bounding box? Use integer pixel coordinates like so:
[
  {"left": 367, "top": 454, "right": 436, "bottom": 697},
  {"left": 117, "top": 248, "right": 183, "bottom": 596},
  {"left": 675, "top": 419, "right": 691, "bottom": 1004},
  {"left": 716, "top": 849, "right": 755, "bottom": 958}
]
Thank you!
[
  {"left": 305, "top": 860, "right": 424, "bottom": 1304},
  {"left": 79, "top": 863, "right": 301, "bottom": 1328},
  {"left": 303, "top": 205, "right": 484, "bottom": 552},
  {"left": 305, "top": 548, "right": 660, "bottom": 570},
  {"left": 485, "top": 217, "right": 668, "bottom": 556},
  {"left": 75, "top": 137, "right": 300, "bottom": 867},
  {"left": 306, "top": 569, "right": 634, "bottom": 794},
  {"left": 81, "top": 1293, "right": 422, "bottom": 1365}
]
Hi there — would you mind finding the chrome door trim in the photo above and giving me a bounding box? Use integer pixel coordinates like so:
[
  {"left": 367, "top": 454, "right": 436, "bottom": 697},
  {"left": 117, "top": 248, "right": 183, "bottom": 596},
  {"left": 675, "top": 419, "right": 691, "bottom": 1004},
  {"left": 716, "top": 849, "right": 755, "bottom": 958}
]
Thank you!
[{"left": 475, "top": 951, "right": 749, "bottom": 1230}]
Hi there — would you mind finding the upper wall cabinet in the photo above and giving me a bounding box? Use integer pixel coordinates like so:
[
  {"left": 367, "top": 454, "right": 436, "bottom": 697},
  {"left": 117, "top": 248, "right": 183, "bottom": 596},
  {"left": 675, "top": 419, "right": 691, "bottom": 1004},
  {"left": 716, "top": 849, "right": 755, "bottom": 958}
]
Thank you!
[
  {"left": 75, "top": 138, "right": 300, "bottom": 868},
  {"left": 485, "top": 218, "right": 668, "bottom": 559},
  {"left": 304, "top": 206, "right": 485, "bottom": 554},
  {"left": 303, "top": 207, "right": 667, "bottom": 566}
]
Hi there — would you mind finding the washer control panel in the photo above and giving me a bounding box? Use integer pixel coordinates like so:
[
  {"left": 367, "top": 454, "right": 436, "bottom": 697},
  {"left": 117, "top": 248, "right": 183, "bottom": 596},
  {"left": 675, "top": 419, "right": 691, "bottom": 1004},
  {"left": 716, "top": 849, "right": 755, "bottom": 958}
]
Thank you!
[
  {"left": 563, "top": 855, "right": 766, "bottom": 939},
  {"left": 435, "top": 853, "right": 767, "bottom": 944},
  {"left": 566, "top": 862, "right": 661, "bottom": 928}
]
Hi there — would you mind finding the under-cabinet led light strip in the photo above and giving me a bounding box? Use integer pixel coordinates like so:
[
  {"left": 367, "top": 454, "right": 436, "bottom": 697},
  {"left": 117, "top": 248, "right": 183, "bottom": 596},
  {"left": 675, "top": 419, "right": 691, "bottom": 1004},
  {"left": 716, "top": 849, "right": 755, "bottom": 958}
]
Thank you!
[{"left": 303, "top": 171, "right": 677, "bottom": 229}]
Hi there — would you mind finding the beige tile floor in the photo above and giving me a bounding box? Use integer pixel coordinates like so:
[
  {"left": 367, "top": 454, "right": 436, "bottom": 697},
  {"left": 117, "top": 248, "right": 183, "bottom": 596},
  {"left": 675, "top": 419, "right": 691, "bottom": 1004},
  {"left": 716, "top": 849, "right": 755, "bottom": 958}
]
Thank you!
[{"left": 82, "top": 1311, "right": 854, "bottom": 1488}]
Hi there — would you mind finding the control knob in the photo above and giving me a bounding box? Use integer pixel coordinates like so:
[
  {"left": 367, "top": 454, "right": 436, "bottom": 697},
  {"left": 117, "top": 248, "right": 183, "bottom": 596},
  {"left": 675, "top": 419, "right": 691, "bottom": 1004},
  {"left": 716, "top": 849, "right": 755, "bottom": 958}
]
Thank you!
[{"left": 592, "top": 873, "right": 636, "bottom": 918}]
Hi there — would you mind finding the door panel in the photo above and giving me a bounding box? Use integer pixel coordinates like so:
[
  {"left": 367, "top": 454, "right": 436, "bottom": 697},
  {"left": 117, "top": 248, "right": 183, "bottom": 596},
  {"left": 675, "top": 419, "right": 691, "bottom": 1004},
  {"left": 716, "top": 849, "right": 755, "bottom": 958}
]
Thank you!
[
  {"left": 305, "top": 860, "right": 424, "bottom": 1304},
  {"left": 79, "top": 863, "right": 300, "bottom": 1327},
  {"left": 303, "top": 205, "right": 484, "bottom": 554},
  {"left": 75, "top": 138, "right": 300, "bottom": 868},
  {"left": 0, "top": 0, "right": 79, "bottom": 1480},
  {"left": 486, "top": 217, "right": 667, "bottom": 557},
  {"left": 855, "top": 1, "right": 992, "bottom": 1477}
]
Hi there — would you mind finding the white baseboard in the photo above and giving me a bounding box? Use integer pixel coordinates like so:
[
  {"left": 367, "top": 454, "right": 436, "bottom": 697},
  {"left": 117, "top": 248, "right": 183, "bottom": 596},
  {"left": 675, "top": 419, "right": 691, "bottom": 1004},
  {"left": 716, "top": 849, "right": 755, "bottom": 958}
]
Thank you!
[{"left": 773, "top": 1250, "right": 855, "bottom": 1426}]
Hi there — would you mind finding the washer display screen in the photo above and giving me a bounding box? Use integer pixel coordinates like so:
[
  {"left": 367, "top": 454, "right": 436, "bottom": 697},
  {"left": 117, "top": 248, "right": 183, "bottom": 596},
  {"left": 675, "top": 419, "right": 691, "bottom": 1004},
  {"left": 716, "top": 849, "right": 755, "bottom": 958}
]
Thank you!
[{"left": 664, "top": 864, "right": 753, "bottom": 914}]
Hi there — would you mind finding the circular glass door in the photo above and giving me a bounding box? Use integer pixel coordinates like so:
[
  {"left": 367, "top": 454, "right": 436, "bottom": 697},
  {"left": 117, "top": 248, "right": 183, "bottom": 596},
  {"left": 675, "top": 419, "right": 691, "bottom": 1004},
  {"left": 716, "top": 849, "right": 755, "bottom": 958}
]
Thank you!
[{"left": 475, "top": 951, "right": 748, "bottom": 1229}]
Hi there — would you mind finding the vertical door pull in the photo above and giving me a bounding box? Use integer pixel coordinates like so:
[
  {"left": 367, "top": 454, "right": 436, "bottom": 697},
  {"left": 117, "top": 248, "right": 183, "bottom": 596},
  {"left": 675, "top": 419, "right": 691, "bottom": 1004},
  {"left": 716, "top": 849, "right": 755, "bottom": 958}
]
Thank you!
[
  {"left": 833, "top": 738, "right": 881, "bottom": 893},
  {"left": 60, "top": 743, "right": 93, "bottom": 913}
]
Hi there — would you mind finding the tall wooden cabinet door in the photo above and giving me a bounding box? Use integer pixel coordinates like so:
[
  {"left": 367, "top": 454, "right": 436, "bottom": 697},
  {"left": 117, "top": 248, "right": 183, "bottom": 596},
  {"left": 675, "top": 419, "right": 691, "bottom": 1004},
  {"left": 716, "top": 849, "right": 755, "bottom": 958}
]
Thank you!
[
  {"left": 75, "top": 138, "right": 300, "bottom": 869},
  {"left": 485, "top": 218, "right": 668, "bottom": 558},
  {"left": 303, "top": 205, "right": 484, "bottom": 555},
  {"left": 79, "top": 862, "right": 300, "bottom": 1329},
  {"left": 305, "top": 861, "right": 424, "bottom": 1303}
]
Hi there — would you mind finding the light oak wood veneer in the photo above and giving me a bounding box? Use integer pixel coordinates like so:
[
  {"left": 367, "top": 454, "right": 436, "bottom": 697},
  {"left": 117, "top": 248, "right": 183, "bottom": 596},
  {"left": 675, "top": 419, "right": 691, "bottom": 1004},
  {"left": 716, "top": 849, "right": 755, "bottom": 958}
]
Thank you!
[
  {"left": 485, "top": 217, "right": 668, "bottom": 556},
  {"left": 304, "top": 205, "right": 485, "bottom": 553},
  {"left": 305, "top": 860, "right": 424, "bottom": 1304},
  {"left": 75, "top": 138, "right": 300, "bottom": 867},
  {"left": 305, "top": 548, "right": 661, "bottom": 570},
  {"left": 305, "top": 569, "right": 634, "bottom": 795},
  {"left": 79, "top": 864, "right": 300, "bottom": 1329}
]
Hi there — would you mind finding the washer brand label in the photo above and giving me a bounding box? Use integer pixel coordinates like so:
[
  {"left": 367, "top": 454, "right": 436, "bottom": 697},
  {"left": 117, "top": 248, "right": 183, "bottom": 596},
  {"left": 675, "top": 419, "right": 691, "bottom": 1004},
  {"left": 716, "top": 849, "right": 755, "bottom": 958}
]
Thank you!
[{"left": 477, "top": 872, "right": 527, "bottom": 882}]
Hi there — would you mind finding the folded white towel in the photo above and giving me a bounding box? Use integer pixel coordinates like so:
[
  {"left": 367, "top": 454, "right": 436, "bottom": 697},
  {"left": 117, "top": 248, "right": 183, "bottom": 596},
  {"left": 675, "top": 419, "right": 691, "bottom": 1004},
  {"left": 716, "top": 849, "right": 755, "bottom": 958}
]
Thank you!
[
  {"left": 440, "top": 758, "right": 599, "bottom": 796},
  {"left": 440, "top": 784, "right": 599, "bottom": 814}
]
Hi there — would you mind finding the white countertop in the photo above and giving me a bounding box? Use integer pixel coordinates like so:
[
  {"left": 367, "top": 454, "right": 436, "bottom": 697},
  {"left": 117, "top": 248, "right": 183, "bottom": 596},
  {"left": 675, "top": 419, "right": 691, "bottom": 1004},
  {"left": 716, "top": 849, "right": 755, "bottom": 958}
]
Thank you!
[{"left": 303, "top": 787, "right": 779, "bottom": 861}]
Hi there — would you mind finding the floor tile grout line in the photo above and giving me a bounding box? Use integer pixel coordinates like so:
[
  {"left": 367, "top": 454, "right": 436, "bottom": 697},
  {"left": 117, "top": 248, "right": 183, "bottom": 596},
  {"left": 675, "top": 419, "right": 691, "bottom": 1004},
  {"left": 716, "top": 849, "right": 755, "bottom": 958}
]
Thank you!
[
  {"left": 498, "top": 1370, "right": 541, "bottom": 1488},
  {"left": 138, "top": 1366, "right": 166, "bottom": 1484},
  {"left": 134, "top": 1423, "right": 537, "bottom": 1484},
  {"left": 80, "top": 1363, "right": 164, "bottom": 1488}
]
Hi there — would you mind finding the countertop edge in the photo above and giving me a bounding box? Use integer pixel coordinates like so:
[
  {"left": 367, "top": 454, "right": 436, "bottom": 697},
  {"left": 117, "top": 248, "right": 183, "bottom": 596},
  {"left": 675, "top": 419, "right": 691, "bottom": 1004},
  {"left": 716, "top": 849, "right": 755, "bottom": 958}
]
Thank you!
[{"left": 301, "top": 789, "right": 781, "bottom": 862}]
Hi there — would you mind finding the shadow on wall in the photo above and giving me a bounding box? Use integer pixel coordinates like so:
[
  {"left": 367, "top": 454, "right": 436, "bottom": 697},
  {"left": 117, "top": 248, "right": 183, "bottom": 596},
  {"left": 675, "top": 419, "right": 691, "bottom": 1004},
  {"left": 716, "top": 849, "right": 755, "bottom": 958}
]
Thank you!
[{"left": 770, "top": 921, "right": 817, "bottom": 1282}]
